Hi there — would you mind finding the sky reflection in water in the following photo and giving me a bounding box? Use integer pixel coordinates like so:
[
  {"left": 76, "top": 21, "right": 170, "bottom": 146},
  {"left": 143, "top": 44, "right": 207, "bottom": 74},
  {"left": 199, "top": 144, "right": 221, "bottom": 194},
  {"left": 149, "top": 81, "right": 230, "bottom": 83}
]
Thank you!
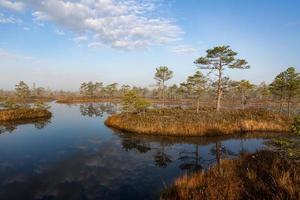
[{"left": 0, "top": 103, "right": 266, "bottom": 200}]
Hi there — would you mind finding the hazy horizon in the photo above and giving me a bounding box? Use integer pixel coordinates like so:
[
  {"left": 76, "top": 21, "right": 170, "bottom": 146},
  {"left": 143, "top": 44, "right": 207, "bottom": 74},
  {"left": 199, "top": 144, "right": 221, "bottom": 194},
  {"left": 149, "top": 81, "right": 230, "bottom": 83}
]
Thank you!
[{"left": 1, "top": 0, "right": 300, "bottom": 90}]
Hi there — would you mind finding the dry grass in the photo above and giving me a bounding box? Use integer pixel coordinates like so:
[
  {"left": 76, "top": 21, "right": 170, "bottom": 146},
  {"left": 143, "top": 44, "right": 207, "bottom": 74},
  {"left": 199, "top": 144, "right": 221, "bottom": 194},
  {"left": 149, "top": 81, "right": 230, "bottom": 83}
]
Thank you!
[
  {"left": 268, "top": 137, "right": 300, "bottom": 161},
  {"left": 161, "top": 150, "right": 300, "bottom": 200},
  {"left": 56, "top": 97, "right": 120, "bottom": 104},
  {"left": 55, "top": 97, "right": 194, "bottom": 105},
  {"left": 105, "top": 108, "right": 291, "bottom": 136},
  {"left": 0, "top": 108, "right": 52, "bottom": 121}
]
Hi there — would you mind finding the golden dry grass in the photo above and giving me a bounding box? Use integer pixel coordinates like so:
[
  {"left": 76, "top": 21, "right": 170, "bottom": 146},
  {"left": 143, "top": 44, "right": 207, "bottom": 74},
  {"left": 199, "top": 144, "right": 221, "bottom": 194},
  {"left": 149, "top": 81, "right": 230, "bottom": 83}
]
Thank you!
[
  {"left": 105, "top": 108, "right": 291, "bottom": 136},
  {"left": 161, "top": 150, "right": 300, "bottom": 200},
  {"left": 0, "top": 108, "right": 52, "bottom": 121},
  {"left": 56, "top": 97, "right": 120, "bottom": 104}
]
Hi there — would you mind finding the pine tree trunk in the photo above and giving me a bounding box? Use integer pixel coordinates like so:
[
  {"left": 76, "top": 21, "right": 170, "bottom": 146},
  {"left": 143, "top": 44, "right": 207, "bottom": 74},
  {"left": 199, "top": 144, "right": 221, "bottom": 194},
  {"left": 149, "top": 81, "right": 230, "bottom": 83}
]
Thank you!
[
  {"left": 162, "top": 80, "right": 165, "bottom": 107},
  {"left": 279, "top": 98, "right": 283, "bottom": 113},
  {"left": 216, "top": 68, "right": 222, "bottom": 112},
  {"left": 288, "top": 100, "right": 291, "bottom": 117},
  {"left": 196, "top": 98, "right": 200, "bottom": 113}
]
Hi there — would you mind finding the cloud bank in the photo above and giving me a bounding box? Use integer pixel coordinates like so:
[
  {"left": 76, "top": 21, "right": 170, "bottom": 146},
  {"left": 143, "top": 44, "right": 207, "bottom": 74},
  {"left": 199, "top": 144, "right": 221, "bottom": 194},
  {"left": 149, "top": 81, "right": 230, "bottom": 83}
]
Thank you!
[{"left": 0, "top": 0, "right": 182, "bottom": 49}]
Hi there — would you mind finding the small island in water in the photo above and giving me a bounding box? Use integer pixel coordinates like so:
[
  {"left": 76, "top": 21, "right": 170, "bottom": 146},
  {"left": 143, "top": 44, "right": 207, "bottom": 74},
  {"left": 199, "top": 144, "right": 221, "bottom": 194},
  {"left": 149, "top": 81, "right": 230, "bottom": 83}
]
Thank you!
[
  {"left": 0, "top": 108, "right": 52, "bottom": 121},
  {"left": 0, "top": 83, "right": 52, "bottom": 122},
  {"left": 105, "top": 108, "right": 291, "bottom": 136}
]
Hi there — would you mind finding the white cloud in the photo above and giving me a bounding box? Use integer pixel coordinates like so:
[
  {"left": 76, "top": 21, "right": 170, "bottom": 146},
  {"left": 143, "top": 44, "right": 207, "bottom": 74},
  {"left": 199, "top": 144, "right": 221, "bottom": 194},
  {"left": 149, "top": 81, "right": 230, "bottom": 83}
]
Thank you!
[
  {"left": 0, "top": 0, "right": 25, "bottom": 11},
  {"left": 172, "top": 45, "right": 198, "bottom": 55},
  {"left": 55, "top": 29, "right": 65, "bottom": 35},
  {"left": 23, "top": 26, "right": 30, "bottom": 31},
  {"left": 73, "top": 35, "right": 88, "bottom": 43},
  {"left": 0, "top": 0, "right": 182, "bottom": 49},
  {"left": 0, "top": 13, "right": 21, "bottom": 24},
  {"left": 88, "top": 42, "right": 105, "bottom": 48}
]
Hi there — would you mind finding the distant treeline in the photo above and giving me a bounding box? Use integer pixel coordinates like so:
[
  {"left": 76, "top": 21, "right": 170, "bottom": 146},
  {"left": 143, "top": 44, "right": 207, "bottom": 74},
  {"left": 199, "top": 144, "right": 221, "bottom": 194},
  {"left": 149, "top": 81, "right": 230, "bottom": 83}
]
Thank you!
[{"left": 0, "top": 45, "right": 299, "bottom": 114}]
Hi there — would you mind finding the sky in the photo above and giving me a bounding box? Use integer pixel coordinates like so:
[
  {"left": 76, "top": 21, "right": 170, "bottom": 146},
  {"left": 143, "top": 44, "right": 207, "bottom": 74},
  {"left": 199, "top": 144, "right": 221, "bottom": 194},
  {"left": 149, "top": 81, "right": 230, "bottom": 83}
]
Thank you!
[{"left": 0, "top": 0, "right": 300, "bottom": 91}]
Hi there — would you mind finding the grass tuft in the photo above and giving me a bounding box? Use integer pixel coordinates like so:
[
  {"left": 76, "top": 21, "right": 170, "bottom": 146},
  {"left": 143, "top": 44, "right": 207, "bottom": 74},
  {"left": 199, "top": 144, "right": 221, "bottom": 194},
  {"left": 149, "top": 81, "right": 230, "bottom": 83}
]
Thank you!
[{"left": 161, "top": 150, "right": 300, "bottom": 200}]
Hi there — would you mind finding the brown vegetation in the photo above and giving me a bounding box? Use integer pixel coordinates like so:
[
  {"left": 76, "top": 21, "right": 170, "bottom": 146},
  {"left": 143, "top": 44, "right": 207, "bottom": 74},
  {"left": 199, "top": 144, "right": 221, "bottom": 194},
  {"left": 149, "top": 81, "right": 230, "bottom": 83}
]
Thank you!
[
  {"left": 0, "top": 108, "right": 52, "bottom": 121},
  {"left": 56, "top": 97, "right": 121, "bottom": 104},
  {"left": 161, "top": 150, "right": 300, "bottom": 200},
  {"left": 105, "top": 108, "right": 291, "bottom": 136},
  {"left": 268, "top": 137, "right": 300, "bottom": 161},
  {"left": 55, "top": 97, "right": 196, "bottom": 105}
]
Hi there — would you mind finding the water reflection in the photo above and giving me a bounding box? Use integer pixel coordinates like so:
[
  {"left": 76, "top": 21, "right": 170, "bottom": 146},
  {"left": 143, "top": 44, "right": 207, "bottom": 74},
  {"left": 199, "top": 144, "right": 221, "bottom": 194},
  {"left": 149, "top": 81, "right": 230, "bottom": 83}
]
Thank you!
[
  {"left": 80, "top": 103, "right": 118, "bottom": 117},
  {"left": 178, "top": 144, "right": 203, "bottom": 173},
  {"left": 115, "top": 131, "right": 266, "bottom": 173},
  {"left": 121, "top": 135, "right": 151, "bottom": 153},
  {"left": 0, "top": 103, "right": 268, "bottom": 200},
  {"left": 0, "top": 118, "right": 51, "bottom": 134}
]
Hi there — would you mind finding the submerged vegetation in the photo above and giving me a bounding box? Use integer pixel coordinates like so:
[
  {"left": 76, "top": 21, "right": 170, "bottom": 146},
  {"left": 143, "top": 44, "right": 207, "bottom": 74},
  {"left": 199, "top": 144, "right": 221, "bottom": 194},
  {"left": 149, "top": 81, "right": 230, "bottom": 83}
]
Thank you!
[
  {"left": 161, "top": 150, "right": 300, "bottom": 200},
  {"left": 105, "top": 108, "right": 291, "bottom": 136}
]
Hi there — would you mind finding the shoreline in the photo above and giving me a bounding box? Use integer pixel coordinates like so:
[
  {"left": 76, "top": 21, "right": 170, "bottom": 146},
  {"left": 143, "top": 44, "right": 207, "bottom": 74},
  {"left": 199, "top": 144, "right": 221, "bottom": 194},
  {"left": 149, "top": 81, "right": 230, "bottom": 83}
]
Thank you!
[
  {"left": 105, "top": 108, "right": 291, "bottom": 137},
  {"left": 161, "top": 149, "right": 300, "bottom": 200},
  {"left": 0, "top": 108, "right": 52, "bottom": 122},
  {"left": 56, "top": 98, "right": 121, "bottom": 104}
]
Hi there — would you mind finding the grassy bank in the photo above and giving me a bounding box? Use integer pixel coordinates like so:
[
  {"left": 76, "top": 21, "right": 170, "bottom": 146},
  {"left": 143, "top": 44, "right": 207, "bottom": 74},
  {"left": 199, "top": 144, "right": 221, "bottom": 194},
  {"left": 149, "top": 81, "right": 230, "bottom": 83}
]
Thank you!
[
  {"left": 0, "top": 108, "right": 52, "bottom": 121},
  {"left": 56, "top": 97, "right": 120, "bottom": 104},
  {"left": 161, "top": 150, "right": 300, "bottom": 200},
  {"left": 55, "top": 97, "right": 192, "bottom": 104},
  {"left": 105, "top": 109, "right": 291, "bottom": 136}
]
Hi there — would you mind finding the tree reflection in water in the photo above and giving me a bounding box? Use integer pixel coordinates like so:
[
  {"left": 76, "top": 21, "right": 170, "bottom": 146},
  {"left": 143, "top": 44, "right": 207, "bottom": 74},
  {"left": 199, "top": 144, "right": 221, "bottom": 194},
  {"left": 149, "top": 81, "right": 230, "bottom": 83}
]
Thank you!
[
  {"left": 178, "top": 144, "right": 203, "bottom": 174},
  {"left": 121, "top": 135, "right": 151, "bottom": 153},
  {"left": 0, "top": 118, "right": 51, "bottom": 134},
  {"left": 208, "top": 141, "right": 238, "bottom": 168},
  {"left": 0, "top": 104, "right": 269, "bottom": 200},
  {"left": 116, "top": 132, "right": 245, "bottom": 174},
  {"left": 79, "top": 103, "right": 117, "bottom": 117},
  {"left": 154, "top": 143, "right": 172, "bottom": 168}
]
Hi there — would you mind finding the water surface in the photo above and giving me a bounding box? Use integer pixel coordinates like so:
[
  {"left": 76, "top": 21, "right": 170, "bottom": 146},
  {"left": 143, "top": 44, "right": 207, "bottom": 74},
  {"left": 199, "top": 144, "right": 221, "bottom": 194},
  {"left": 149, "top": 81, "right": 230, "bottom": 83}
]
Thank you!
[{"left": 0, "top": 103, "right": 268, "bottom": 200}]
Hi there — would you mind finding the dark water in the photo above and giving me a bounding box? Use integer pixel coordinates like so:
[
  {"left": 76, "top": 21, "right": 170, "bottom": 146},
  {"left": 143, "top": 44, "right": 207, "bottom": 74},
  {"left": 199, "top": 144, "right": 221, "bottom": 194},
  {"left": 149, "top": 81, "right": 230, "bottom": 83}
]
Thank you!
[{"left": 0, "top": 103, "right": 267, "bottom": 200}]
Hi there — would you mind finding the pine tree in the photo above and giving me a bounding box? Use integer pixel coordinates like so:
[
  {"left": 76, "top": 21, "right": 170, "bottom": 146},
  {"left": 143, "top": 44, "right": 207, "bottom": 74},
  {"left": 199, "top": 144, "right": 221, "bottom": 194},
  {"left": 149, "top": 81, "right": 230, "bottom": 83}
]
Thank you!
[{"left": 194, "top": 45, "right": 250, "bottom": 111}]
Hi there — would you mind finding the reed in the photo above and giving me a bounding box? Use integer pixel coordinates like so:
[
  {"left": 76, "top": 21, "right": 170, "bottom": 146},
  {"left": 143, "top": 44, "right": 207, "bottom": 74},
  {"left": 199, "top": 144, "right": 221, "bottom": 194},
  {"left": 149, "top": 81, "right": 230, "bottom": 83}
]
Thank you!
[
  {"left": 0, "top": 108, "right": 52, "bottom": 121},
  {"left": 161, "top": 150, "right": 300, "bottom": 200},
  {"left": 105, "top": 108, "right": 291, "bottom": 136}
]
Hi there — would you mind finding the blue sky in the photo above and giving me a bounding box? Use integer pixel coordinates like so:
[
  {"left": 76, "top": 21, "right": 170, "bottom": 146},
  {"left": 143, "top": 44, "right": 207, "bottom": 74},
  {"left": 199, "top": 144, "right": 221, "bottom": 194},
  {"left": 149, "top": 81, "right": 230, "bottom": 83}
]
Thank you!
[{"left": 0, "top": 0, "right": 299, "bottom": 90}]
